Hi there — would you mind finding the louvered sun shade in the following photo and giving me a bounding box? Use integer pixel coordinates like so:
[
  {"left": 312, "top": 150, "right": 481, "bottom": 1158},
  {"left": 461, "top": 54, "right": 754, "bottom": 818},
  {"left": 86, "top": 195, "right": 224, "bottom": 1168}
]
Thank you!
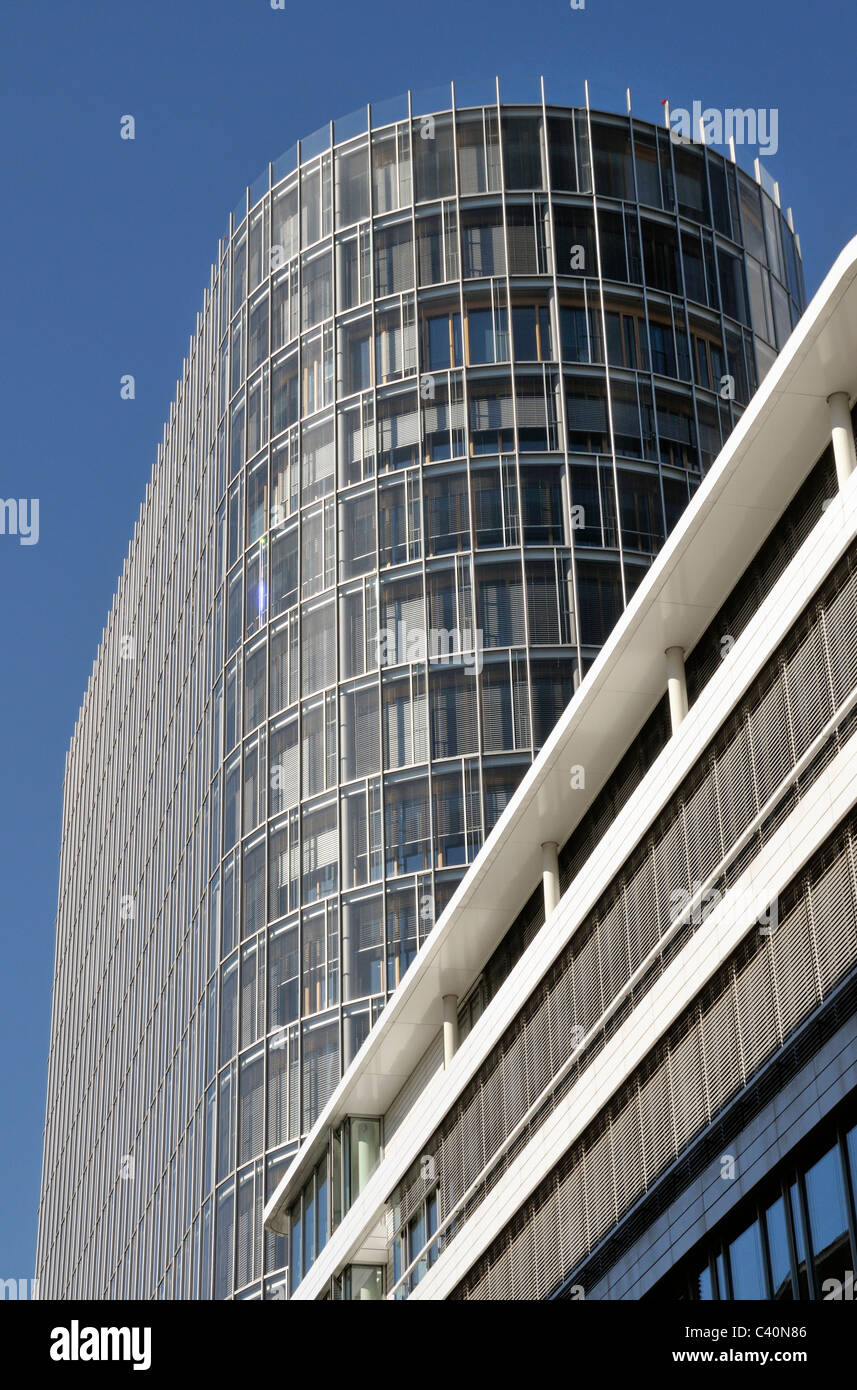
[
  {"left": 455, "top": 813, "right": 857, "bottom": 1301},
  {"left": 389, "top": 541, "right": 857, "bottom": 1298}
]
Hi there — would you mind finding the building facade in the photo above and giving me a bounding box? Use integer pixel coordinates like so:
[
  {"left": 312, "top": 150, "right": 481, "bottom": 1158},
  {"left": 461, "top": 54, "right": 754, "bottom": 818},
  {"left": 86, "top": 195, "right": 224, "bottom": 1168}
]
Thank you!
[
  {"left": 263, "top": 236, "right": 857, "bottom": 1301},
  {"left": 36, "top": 79, "right": 803, "bottom": 1300}
]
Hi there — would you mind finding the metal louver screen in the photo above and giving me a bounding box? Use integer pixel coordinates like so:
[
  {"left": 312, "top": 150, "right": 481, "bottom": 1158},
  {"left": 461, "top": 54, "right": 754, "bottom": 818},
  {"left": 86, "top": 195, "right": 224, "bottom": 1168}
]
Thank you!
[
  {"left": 656, "top": 405, "right": 693, "bottom": 443},
  {"left": 612, "top": 399, "right": 641, "bottom": 434},
  {"left": 243, "top": 852, "right": 265, "bottom": 936},
  {"left": 567, "top": 394, "right": 607, "bottom": 430},
  {"left": 301, "top": 606, "right": 335, "bottom": 692},
  {"left": 239, "top": 1061, "right": 264, "bottom": 1163},
  {"left": 302, "top": 821, "right": 337, "bottom": 873},
  {"left": 379, "top": 407, "right": 420, "bottom": 449},
  {"left": 455, "top": 811, "right": 857, "bottom": 1300},
  {"left": 302, "top": 429, "right": 335, "bottom": 485},
  {"left": 481, "top": 669, "right": 512, "bottom": 750},
  {"left": 465, "top": 225, "right": 505, "bottom": 276},
  {"left": 478, "top": 573, "right": 526, "bottom": 646},
  {"left": 388, "top": 539, "right": 857, "bottom": 1300},
  {"left": 383, "top": 689, "right": 412, "bottom": 768},
  {"left": 684, "top": 445, "right": 840, "bottom": 704},
  {"left": 431, "top": 674, "right": 478, "bottom": 757},
  {"left": 267, "top": 1046, "right": 289, "bottom": 1146},
  {"left": 343, "top": 416, "right": 362, "bottom": 461},
  {"left": 506, "top": 224, "right": 537, "bottom": 275},
  {"left": 352, "top": 690, "right": 379, "bottom": 776},
  {"left": 273, "top": 737, "right": 298, "bottom": 811},
  {"left": 344, "top": 597, "right": 365, "bottom": 677},
  {"left": 386, "top": 1030, "right": 445, "bottom": 1142},
  {"left": 302, "top": 1027, "right": 338, "bottom": 1134},
  {"left": 515, "top": 394, "right": 548, "bottom": 427},
  {"left": 470, "top": 395, "right": 515, "bottom": 430},
  {"left": 422, "top": 400, "right": 467, "bottom": 433},
  {"left": 526, "top": 570, "right": 560, "bottom": 643}
]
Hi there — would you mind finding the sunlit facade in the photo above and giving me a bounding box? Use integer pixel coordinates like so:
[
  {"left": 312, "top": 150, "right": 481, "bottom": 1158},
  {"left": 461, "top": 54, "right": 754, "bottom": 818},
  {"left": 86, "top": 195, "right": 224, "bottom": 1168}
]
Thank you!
[
  {"left": 263, "top": 237, "right": 857, "bottom": 1303},
  {"left": 36, "top": 80, "right": 803, "bottom": 1301}
]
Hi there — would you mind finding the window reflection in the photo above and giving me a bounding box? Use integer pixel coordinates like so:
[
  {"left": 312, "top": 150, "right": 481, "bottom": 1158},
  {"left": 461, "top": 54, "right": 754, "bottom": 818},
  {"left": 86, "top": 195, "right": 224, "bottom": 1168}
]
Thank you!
[
  {"left": 335, "top": 143, "right": 369, "bottom": 228},
  {"left": 804, "top": 1145, "right": 851, "bottom": 1294},
  {"left": 501, "top": 114, "right": 544, "bottom": 190},
  {"left": 765, "top": 1196, "right": 793, "bottom": 1300},
  {"left": 728, "top": 1220, "right": 766, "bottom": 1299},
  {"left": 591, "top": 118, "right": 633, "bottom": 200}
]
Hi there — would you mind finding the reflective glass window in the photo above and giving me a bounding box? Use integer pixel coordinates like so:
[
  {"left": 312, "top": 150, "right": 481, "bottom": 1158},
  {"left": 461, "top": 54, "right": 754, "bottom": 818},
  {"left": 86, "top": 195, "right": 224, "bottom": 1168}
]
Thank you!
[
  {"left": 374, "top": 221, "right": 414, "bottom": 297},
  {"left": 335, "top": 143, "right": 370, "bottom": 227},
  {"left": 457, "top": 110, "right": 500, "bottom": 194},
  {"left": 467, "top": 307, "right": 508, "bottom": 364},
  {"left": 502, "top": 113, "right": 544, "bottom": 189},
  {"left": 272, "top": 181, "right": 299, "bottom": 263},
  {"left": 576, "top": 559, "right": 623, "bottom": 646},
  {"left": 461, "top": 209, "right": 506, "bottom": 278},
  {"left": 728, "top": 1219, "right": 766, "bottom": 1299},
  {"left": 268, "top": 922, "right": 299, "bottom": 1025},
  {"left": 413, "top": 113, "right": 455, "bottom": 201},
  {"left": 337, "top": 315, "right": 372, "bottom": 396},
  {"left": 765, "top": 1195, "right": 793, "bottom": 1300},
  {"left": 790, "top": 1180, "right": 811, "bottom": 1299},
  {"left": 424, "top": 309, "right": 462, "bottom": 369},
  {"left": 512, "top": 304, "right": 552, "bottom": 361},
  {"left": 544, "top": 113, "right": 575, "bottom": 191},
  {"left": 248, "top": 293, "right": 269, "bottom": 372},
  {"left": 632, "top": 127, "right": 661, "bottom": 209},
  {"left": 591, "top": 118, "right": 633, "bottom": 200},
  {"left": 804, "top": 1145, "right": 851, "bottom": 1293},
  {"left": 673, "top": 145, "right": 708, "bottom": 222},
  {"left": 301, "top": 249, "right": 332, "bottom": 329},
  {"left": 642, "top": 218, "right": 680, "bottom": 294},
  {"left": 737, "top": 171, "right": 766, "bottom": 263}
]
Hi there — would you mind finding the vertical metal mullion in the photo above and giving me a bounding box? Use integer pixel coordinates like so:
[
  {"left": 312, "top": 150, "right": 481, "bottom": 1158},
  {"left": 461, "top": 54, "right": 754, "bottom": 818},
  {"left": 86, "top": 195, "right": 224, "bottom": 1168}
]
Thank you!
[
  {"left": 837, "top": 1126, "right": 857, "bottom": 1274},
  {"left": 584, "top": 84, "right": 627, "bottom": 609},
  {"left": 542, "top": 80, "right": 581, "bottom": 680},
  {"left": 495, "top": 79, "right": 535, "bottom": 762},
  {"left": 666, "top": 127, "right": 702, "bottom": 491},
  {"left": 720, "top": 1240, "right": 734, "bottom": 1301},
  {"left": 758, "top": 1199, "right": 774, "bottom": 1300},
  {"left": 795, "top": 1171, "right": 818, "bottom": 1300},
  {"left": 624, "top": 105, "right": 668, "bottom": 534}
]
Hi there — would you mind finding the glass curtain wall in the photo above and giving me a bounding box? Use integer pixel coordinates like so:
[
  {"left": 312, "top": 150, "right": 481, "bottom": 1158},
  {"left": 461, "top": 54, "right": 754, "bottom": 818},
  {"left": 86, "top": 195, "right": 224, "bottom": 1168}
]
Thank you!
[{"left": 36, "top": 84, "right": 804, "bottom": 1304}]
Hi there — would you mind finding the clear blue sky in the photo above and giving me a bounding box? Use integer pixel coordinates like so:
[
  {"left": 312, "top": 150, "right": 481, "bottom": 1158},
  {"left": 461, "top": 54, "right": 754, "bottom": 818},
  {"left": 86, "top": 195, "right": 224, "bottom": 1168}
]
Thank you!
[{"left": 1, "top": 0, "right": 854, "bottom": 1284}]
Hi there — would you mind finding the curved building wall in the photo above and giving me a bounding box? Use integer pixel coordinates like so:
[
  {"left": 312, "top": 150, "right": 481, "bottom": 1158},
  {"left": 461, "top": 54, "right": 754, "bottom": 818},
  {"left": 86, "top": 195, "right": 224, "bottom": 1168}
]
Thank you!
[{"left": 36, "top": 84, "right": 805, "bottom": 1301}]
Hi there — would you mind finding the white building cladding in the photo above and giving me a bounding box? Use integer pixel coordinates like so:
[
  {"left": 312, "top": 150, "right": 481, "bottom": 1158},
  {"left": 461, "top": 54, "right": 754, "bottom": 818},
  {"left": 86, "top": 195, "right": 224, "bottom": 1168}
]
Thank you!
[
  {"left": 263, "top": 236, "right": 857, "bottom": 1301},
  {"left": 36, "top": 78, "right": 803, "bottom": 1302}
]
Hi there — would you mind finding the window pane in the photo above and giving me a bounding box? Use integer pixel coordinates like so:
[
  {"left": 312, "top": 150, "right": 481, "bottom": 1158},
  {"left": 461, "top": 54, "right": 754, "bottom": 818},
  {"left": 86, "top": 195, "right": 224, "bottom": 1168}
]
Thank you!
[
  {"left": 765, "top": 1195, "right": 793, "bottom": 1300},
  {"left": 502, "top": 114, "right": 543, "bottom": 189},
  {"left": 847, "top": 1123, "right": 857, "bottom": 1199},
  {"left": 729, "top": 1219, "right": 766, "bottom": 1299},
  {"left": 335, "top": 144, "right": 370, "bottom": 227},
  {"left": 804, "top": 1145, "right": 851, "bottom": 1294},
  {"left": 790, "top": 1181, "right": 810, "bottom": 1299}
]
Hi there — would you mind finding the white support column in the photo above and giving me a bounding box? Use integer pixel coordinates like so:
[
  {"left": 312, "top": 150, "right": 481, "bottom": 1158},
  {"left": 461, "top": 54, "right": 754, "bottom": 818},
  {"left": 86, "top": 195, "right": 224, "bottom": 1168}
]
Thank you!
[
  {"left": 341, "top": 904, "right": 355, "bottom": 1068},
  {"left": 355, "top": 1120, "right": 376, "bottom": 1196},
  {"left": 541, "top": 841, "right": 560, "bottom": 917},
  {"left": 442, "top": 994, "right": 459, "bottom": 1068},
  {"left": 665, "top": 646, "right": 688, "bottom": 733},
  {"left": 828, "top": 392, "right": 856, "bottom": 489}
]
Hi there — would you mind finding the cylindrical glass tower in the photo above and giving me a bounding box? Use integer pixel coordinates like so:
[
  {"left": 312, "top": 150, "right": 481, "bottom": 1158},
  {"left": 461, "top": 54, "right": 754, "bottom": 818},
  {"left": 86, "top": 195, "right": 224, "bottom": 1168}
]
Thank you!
[{"left": 36, "top": 81, "right": 805, "bottom": 1302}]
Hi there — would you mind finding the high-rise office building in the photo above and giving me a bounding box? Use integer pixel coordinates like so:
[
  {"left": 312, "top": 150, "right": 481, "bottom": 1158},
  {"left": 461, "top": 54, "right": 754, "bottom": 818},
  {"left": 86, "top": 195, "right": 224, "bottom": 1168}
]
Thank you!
[
  {"left": 263, "top": 237, "right": 857, "bottom": 1302},
  {"left": 36, "top": 80, "right": 804, "bottom": 1300}
]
